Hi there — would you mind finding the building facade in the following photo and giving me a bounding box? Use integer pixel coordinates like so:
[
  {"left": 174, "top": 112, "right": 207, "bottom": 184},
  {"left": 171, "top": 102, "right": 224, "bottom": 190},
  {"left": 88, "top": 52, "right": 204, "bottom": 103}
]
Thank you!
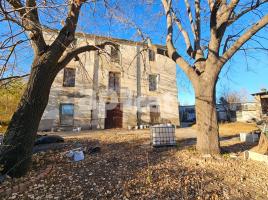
[
  {"left": 180, "top": 102, "right": 260, "bottom": 124},
  {"left": 38, "top": 31, "right": 180, "bottom": 131}
]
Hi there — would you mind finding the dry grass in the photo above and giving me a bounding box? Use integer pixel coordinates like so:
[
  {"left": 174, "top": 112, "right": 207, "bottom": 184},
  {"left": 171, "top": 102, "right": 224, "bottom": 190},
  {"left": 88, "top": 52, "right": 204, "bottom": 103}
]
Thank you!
[
  {"left": 219, "top": 122, "right": 259, "bottom": 137},
  {"left": 2, "top": 130, "right": 268, "bottom": 199}
]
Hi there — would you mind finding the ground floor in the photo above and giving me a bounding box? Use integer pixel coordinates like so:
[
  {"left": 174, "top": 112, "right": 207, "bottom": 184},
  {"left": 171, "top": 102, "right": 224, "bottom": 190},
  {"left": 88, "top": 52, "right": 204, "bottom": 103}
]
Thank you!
[
  {"left": 39, "top": 94, "right": 180, "bottom": 131},
  {"left": 1, "top": 124, "right": 267, "bottom": 199}
]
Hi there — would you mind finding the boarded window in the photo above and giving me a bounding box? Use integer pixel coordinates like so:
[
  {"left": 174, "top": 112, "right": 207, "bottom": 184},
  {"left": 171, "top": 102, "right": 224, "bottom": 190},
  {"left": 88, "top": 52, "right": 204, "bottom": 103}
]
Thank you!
[
  {"left": 111, "top": 46, "right": 120, "bottom": 63},
  {"left": 60, "top": 103, "right": 74, "bottom": 126},
  {"left": 148, "top": 49, "right": 155, "bottom": 61},
  {"left": 108, "top": 72, "right": 120, "bottom": 94},
  {"left": 63, "top": 68, "right": 76, "bottom": 87},
  {"left": 149, "top": 74, "right": 159, "bottom": 91}
]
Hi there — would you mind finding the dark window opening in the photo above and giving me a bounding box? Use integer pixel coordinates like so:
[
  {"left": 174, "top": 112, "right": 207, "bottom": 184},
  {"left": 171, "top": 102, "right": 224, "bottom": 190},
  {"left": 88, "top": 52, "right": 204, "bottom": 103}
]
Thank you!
[
  {"left": 63, "top": 68, "right": 76, "bottom": 87},
  {"left": 148, "top": 49, "right": 155, "bottom": 61},
  {"left": 111, "top": 45, "right": 120, "bottom": 63},
  {"left": 60, "top": 103, "right": 74, "bottom": 126},
  {"left": 108, "top": 72, "right": 120, "bottom": 95},
  {"left": 149, "top": 74, "right": 159, "bottom": 91}
]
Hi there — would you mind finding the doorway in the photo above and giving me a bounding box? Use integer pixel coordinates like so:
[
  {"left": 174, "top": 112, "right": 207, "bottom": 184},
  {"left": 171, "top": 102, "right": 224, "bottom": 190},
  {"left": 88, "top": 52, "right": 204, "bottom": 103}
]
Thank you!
[
  {"left": 105, "top": 103, "right": 123, "bottom": 129},
  {"left": 150, "top": 105, "right": 160, "bottom": 125}
]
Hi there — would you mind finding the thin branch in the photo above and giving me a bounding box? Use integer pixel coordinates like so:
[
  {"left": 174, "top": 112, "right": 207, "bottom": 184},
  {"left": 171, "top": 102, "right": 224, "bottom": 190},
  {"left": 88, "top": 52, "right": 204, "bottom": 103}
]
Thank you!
[
  {"left": 57, "top": 42, "right": 116, "bottom": 69},
  {"left": 0, "top": 74, "right": 29, "bottom": 82},
  {"left": 171, "top": 9, "right": 194, "bottom": 58},
  {"left": 161, "top": 0, "right": 195, "bottom": 79},
  {"left": 228, "top": 0, "right": 268, "bottom": 26},
  {"left": 220, "top": 14, "right": 268, "bottom": 66},
  {"left": 184, "top": 0, "right": 197, "bottom": 41}
]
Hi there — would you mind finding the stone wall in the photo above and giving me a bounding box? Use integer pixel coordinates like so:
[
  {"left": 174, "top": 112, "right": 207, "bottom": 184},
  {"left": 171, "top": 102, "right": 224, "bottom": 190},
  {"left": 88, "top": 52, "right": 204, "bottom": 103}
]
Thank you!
[{"left": 39, "top": 31, "right": 180, "bottom": 130}]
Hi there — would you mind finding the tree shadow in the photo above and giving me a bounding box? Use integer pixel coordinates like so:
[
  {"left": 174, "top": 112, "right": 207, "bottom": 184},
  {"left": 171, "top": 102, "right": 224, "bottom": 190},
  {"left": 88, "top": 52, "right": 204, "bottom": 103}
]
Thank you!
[{"left": 221, "top": 141, "right": 258, "bottom": 154}]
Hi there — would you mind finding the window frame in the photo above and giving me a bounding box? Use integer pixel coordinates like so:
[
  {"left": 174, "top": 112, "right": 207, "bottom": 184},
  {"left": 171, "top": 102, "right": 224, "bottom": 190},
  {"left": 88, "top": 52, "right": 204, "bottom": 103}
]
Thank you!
[
  {"left": 148, "top": 74, "right": 159, "bottom": 91},
  {"left": 63, "top": 68, "right": 76, "bottom": 87},
  {"left": 59, "top": 103, "right": 74, "bottom": 126},
  {"left": 148, "top": 49, "right": 155, "bottom": 61},
  {"left": 110, "top": 45, "right": 120, "bottom": 63}
]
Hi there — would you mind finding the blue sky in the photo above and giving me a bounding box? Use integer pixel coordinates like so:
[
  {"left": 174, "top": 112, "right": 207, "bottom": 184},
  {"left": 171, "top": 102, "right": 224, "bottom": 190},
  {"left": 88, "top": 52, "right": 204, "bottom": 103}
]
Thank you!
[{"left": 1, "top": 1, "right": 268, "bottom": 105}]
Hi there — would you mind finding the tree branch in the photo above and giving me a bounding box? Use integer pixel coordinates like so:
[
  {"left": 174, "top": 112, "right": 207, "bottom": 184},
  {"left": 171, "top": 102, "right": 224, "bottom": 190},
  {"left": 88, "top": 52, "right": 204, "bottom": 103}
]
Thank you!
[
  {"left": 228, "top": 0, "right": 268, "bottom": 26},
  {"left": 57, "top": 42, "right": 116, "bottom": 69},
  {"left": 220, "top": 14, "right": 268, "bottom": 66},
  {"left": 49, "top": 1, "right": 82, "bottom": 60},
  {"left": 184, "top": 0, "right": 197, "bottom": 42},
  {"left": 207, "top": 0, "right": 214, "bottom": 11},
  {"left": 6, "top": 0, "right": 47, "bottom": 55},
  {"left": 0, "top": 74, "right": 29, "bottom": 82},
  {"left": 171, "top": 9, "right": 194, "bottom": 58},
  {"left": 161, "top": 0, "right": 195, "bottom": 79},
  {"left": 194, "top": 0, "right": 203, "bottom": 59}
]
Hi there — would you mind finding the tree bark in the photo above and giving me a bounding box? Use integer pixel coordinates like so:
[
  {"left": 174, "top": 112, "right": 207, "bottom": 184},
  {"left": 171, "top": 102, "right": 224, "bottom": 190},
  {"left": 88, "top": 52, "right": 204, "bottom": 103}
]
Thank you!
[
  {"left": 0, "top": 56, "right": 58, "bottom": 177},
  {"left": 257, "top": 132, "right": 268, "bottom": 155},
  {"left": 194, "top": 79, "right": 220, "bottom": 154}
]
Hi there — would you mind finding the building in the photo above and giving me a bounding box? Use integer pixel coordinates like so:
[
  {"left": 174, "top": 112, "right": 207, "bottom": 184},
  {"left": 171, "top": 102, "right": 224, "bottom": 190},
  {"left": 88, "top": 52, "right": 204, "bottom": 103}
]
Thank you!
[
  {"left": 38, "top": 30, "right": 180, "bottom": 131},
  {"left": 179, "top": 102, "right": 259, "bottom": 124},
  {"left": 252, "top": 89, "right": 268, "bottom": 119}
]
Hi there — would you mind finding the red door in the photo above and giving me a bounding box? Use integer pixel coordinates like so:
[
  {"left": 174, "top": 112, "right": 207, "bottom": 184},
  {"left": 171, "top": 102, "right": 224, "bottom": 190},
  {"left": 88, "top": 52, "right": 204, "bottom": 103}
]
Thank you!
[{"left": 105, "top": 103, "right": 123, "bottom": 129}]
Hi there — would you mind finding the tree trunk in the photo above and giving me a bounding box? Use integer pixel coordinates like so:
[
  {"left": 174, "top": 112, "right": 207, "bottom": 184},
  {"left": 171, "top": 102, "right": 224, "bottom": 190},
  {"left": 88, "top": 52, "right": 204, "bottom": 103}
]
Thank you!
[
  {"left": 257, "top": 132, "right": 268, "bottom": 155},
  {"left": 0, "top": 57, "right": 57, "bottom": 177},
  {"left": 194, "top": 80, "right": 220, "bottom": 154}
]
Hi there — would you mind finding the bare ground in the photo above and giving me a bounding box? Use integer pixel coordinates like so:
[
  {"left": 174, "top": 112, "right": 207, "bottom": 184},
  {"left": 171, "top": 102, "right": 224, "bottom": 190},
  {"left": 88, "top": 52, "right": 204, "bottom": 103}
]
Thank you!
[{"left": 1, "top": 125, "right": 268, "bottom": 200}]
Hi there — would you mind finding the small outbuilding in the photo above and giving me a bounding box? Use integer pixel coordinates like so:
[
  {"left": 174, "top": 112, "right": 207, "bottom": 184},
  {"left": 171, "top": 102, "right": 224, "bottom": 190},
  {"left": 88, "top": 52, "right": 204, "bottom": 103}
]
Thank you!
[{"left": 252, "top": 89, "right": 268, "bottom": 120}]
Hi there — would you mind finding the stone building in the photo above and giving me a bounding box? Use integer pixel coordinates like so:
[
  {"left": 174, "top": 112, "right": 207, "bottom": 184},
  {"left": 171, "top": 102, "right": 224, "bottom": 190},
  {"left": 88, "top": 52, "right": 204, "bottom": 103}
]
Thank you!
[
  {"left": 38, "top": 30, "right": 180, "bottom": 130},
  {"left": 252, "top": 89, "right": 268, "bottom": 120}
]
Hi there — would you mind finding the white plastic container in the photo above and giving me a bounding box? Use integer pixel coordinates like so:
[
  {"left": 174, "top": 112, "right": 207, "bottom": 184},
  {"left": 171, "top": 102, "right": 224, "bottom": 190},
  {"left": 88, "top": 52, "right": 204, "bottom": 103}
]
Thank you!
[
  {"left": 240, "top": 133, "right": 259, "bottom": 143},
  {"left": 151, "top": 124, "right": 176, "bottom": 147}
]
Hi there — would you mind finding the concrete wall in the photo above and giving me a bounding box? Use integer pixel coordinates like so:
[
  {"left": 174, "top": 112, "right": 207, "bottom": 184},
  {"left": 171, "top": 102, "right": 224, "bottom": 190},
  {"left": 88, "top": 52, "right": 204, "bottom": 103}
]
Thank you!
[{"left": 39, "top": 31, "right": 180, "bottom": 130}]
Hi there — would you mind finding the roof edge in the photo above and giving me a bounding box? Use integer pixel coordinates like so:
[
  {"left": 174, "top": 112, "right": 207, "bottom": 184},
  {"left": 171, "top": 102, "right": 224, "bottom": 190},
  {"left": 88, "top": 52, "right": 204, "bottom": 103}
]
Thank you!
[{"left": 43, "top": 28, "right": 166, "bottom": 49}]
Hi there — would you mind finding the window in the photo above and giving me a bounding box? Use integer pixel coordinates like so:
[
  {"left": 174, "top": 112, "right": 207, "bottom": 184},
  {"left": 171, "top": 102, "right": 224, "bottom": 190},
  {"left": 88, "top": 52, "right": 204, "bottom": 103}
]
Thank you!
[
  {"left": 148, "top": 49, "right": 155, "bottom": 61},
  {"left": 63, "top": 68, "right": 76, "bottom": 87},
  {"left": 60, "top": 103, "right": 74, "bottom": 125},
  {"left": 111, "top": 45, "right": 120, "bottom": 63},
  {"left": 149, "top": 74, "right": 159, "bottom": 91},
  {"left": 108, "top": 72, "right": 120, "bottom": 94}
]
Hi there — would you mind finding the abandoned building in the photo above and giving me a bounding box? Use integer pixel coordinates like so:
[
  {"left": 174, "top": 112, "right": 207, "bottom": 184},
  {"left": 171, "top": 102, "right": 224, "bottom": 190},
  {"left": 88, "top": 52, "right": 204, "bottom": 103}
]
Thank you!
[
  {"left": 38, "top": 30, "right": 180, "bottom": 131},
  {"left": 252, "top": 89, "right": 268, "bottom": 119},
  {"left": 180, "top": 89, "right": 268, "bottom": 124},
  {"left": 180, "top": 103, "right": 259, "bottom": 123}
]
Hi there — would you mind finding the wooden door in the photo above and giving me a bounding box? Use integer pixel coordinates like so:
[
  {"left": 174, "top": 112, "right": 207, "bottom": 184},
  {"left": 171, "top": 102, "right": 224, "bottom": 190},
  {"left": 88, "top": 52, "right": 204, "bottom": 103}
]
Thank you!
[
  {"left": 105, "top": 103, "right": 123, "bottom": 129},
  {"left": 150, "top": 105, "right": 160, "bottom": 125}
]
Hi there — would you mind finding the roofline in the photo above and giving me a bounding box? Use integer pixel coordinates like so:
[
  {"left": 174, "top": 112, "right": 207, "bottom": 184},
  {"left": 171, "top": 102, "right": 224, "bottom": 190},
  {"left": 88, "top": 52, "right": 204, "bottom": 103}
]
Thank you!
[
  {"left": 251, "top": 91, "right": 268, "bottom": 96},
  {"left": 43, "top": 28, "right": 166, "bottom": 49}
]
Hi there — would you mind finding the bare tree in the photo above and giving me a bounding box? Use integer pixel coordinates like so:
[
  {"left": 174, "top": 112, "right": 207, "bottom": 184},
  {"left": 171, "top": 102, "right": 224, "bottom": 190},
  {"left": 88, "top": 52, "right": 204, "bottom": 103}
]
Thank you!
[
  {"left": 148, "top": 0, "right": 268, "bottom": 154},
  {"left": 0, "top": 0, "right": 117, "bottom": 177}
]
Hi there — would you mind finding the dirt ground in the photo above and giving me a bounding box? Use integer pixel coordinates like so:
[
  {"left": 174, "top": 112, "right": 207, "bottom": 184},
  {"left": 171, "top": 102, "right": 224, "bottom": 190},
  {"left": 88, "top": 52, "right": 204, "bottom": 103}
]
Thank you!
[{"left": 1, "top": 123, "right": 268, "bottom": 200}]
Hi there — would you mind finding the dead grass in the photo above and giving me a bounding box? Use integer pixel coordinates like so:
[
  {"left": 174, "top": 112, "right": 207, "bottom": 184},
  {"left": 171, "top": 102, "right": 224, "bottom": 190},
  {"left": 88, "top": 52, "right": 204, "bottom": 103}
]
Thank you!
[
  {"left": 219, "top": 122, "right": 259, "bottom": 137},
  {"left": 2, "top": 130, "right": 268, "bottom": 199}
]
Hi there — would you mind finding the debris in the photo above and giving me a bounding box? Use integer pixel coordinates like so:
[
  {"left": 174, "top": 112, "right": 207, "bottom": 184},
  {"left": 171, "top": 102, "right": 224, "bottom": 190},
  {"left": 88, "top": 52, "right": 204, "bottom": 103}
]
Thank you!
[
  {"left": 73, "top": 127, "right": 81, "bottom": 132},
  {"left": 87, "top": 146, "right": 101, "bottom": 154},
  {"left": 34, "top": 135, "right": 64, "bottom": 145},
  {"left": 244, "top": 150, "right": 268, "bottom": 164},
  {"left": 73, "top": 151, "right": 84, "bottom": 162}
]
